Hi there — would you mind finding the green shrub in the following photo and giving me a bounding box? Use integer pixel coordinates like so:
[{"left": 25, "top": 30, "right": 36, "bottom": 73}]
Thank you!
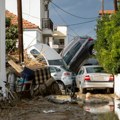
[{"left": 95, "top": 10, "right": 120, "bottom": 74}]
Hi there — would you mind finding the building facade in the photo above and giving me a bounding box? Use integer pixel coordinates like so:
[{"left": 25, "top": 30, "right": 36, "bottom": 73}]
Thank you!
[{"left": 6, "top": 0, "right": 68, "bottom": 52}]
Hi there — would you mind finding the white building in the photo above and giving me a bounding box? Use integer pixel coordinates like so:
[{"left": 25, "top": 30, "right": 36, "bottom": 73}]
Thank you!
[
  {"left": 6, "top": 10, "right": 42, "bottom": 49},
  {"left": 6, "top": 0, "right": 53, "bottom": 45},
  {"left": 6, "top": 0, "right": 68, "bottom": 52},
  {"left": 52, "top": 26, "right": 68, "bottom": 53}
]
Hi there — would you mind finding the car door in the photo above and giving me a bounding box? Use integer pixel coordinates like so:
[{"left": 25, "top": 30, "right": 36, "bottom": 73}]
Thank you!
[
  {"left": 76, "top": 67, "right": 84, "bottom": 88},
  {"left": 49, "top": 66, "right": 63, "bottom": 80}
]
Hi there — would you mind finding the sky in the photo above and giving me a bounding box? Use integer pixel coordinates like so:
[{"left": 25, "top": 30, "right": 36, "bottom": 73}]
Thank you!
[
  {"left": 5, "top": 0, "right": 114, "bottom": 41},
  {"left": 49, "top": 0, "right": 114, "bottom": 41}
]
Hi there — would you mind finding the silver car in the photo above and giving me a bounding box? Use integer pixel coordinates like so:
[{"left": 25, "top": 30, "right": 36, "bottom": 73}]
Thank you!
[
  {"left": 76, "top": 65, "right": 114, "bottom": 93},
  {"left": 61, "top": 36, "right": 95, "bottom": 73}
]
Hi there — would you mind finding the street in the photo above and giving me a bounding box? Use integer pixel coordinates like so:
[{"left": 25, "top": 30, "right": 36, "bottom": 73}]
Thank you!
[{"left": 0, "top": 92, "right": 119, "bottom": 120}]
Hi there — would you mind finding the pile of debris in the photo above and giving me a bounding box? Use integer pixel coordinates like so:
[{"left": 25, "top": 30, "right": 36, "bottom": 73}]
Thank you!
[{"left": 5, "top": 52, "right": 62, "bottom": 107}]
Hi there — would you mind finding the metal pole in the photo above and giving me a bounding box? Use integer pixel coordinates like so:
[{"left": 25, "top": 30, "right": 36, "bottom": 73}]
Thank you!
[
  {"left": 102, "top": 0, "right": 104, "bottom": 16},
  {"left": 17, "top": 0, "right": 24, "bottom": 63},
  {"left": 114, "top": 0, "right": 118, "bottom": 12},
  {"left": 0, "top": 0, "right": 6, "bottom": 97}
]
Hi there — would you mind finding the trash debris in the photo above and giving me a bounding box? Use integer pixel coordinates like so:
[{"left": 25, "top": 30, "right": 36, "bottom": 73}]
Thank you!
[
  {"left": 43, "top": 110, "right": 56, "bottom": 113},
  {"left": 46, "top": 95, "right": 72, "bottom": 104}
]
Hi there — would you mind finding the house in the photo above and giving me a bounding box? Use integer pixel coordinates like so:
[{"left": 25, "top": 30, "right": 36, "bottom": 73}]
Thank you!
[
  {"left": 99, "top": 0, "right": 120, "bottom": 16},
  {"left": 6, "top": 10, "right": 42, "bottom": 49},
  {"left": 6, "top": 0, "right": 68, "bottom": 52},
  {"left": 6, "top": 0, "right": 53, "bottom": 46},
  {"left": 99, "top": 10, "right": 115, "bottom": 15},
  {"left": 51, "top": 26, "right": 68, "bottom": 53}
]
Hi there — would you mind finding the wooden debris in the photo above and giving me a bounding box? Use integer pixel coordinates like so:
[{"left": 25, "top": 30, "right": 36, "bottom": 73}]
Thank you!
[{"left": 8, "top": 60, "right": 23, "bottom": 74}]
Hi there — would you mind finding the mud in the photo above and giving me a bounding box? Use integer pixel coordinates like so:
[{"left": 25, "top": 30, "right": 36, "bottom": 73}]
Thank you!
[{"left": 0, "top": 93, "right": 116, "bottom": 120}]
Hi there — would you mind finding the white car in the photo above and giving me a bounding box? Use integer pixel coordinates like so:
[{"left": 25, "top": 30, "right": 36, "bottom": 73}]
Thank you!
[
  {"left": 26, "top": 43, "right": 66, "bottom": 66},
  {"left": 76, "top": 65, "right": 114, "bottom": 93},
  {"left": 48, "top": 65, "right": 73, "bottom": 92}
]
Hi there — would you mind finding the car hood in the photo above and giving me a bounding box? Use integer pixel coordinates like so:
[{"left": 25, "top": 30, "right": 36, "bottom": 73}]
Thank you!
[{"left": 61, "top": 36, "right": 95, "bottom": 73}]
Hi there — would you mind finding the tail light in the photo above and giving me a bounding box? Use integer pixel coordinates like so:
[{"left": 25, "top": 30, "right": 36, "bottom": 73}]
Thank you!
[
  {"left": 63, "top": 72, "right": 71, "bottom": 76},
  {"left": 84, "top": 75, "right": 91, "bottom": 81},
  {"left": 109, "top": 75, "right": 114, "bottom": 81},
  {"left": 88, "top": 38, "right": 93, "bottom": 41}
]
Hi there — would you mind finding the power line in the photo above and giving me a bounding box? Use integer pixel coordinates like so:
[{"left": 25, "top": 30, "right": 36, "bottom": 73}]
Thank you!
[
  {"left": 51, "top": 1, "right": 99, "bottom": 20},
  {"left": 65, "top": 19, "right": 96, "bottom": 26},
  {"left": 51, "top": 5, "right": 79, "bottom": 36}
]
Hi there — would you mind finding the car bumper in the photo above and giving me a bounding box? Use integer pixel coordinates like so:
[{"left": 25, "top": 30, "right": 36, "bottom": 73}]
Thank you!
[
  {"left": 61, "top": 77, "right": 73, "bottom": 86},
  {"left": 82, "top": 82, "right": 114, "bottom": 89}
]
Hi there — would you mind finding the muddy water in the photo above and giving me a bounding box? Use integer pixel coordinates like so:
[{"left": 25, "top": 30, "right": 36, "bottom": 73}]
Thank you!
[{"left": 0, "top": 94, "right": 119, "bottom": 120}]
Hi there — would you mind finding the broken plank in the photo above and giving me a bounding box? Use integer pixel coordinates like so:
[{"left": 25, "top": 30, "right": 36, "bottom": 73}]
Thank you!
[{"left": 8, "top": 60, "right": 23, "bottom": 74}]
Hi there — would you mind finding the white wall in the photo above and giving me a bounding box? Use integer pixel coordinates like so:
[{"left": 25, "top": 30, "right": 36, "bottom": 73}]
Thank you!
[
  {"left": 115, "top": 74, "right": 120, "bottom": 98},
  {"left": 57, "top": 26, "right": 67, "bottom": 36},
  {"left": 23, "top": 30, "right": 42, "bottom": 49},
  {"left": 0, "top": 1, "right": 6, "bottom": 96}
]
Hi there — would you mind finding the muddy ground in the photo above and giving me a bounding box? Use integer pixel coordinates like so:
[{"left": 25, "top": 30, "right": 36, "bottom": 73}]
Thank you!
[{"left": 0, "top": 92, "right": 116, "bottom": 120}]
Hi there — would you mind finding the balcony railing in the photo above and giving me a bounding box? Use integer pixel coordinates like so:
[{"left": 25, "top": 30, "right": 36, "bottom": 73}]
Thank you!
[
  {"left": 42, "top": 18, "right": 53, "bottom": 31},
  {"left": 52, "top": 44, "right": 64, "bottom": 49}
]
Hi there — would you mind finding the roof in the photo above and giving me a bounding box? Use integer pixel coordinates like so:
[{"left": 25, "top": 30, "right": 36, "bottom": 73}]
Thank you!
[
  {"left": 5, "top": 10, "right": 39, "bottom": 29},
  {"left": 99, "top": 10, "right": 115, "bottom": 15}
]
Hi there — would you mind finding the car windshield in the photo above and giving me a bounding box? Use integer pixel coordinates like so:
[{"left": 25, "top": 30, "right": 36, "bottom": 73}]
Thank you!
[
  {"left": 48, "top": 59, "right": 64, "bottom": 66},
  {"left": 86, "top": 67, "right": 106, "bottom": 73}
]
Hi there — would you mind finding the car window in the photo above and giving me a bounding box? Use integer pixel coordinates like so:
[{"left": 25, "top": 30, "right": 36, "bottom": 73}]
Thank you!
[
  {"left": 55, "top": 67, "right": 61, "bottom": 72},
  {"left": 48, "top": 59, "right": 64, "bottom": 66},
  {"left": 78, "top": 69, "right": 84, "bottom": 75},
  {"left": 30, "top": 49, "right": 46, "bottom": 62},
  {"left": 63, "top": 42, "right": 81, "bottom": 64},
  {"left": 86, "top": 67, "right": 106, "bottom": 73},
  {"left": 30, "top": 49, "right": 40, "bottom": 57},
  {"left": 49, "top": 67, "right": 56, "bottom": 73}
]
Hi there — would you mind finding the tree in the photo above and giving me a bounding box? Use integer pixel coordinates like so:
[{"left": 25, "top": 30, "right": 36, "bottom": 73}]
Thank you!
[
  {"left": 95, "top": 10, "right": 120, "bottom": 74},
  {"left": 6, "top": 17, "right": 18, "bottom": 54}
]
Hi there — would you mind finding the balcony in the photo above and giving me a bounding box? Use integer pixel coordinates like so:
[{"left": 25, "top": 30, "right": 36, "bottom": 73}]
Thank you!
[
  {"left": 42, "top": 18, "right": 53, "bottom": 36},
  {"left": 52, "top": 44, "right": 64, "bottom": 49}
]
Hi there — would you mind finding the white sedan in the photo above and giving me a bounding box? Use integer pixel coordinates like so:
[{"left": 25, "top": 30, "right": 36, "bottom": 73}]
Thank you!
[{"left": 76, "top": 65, "right": 114, "bottom": 93}]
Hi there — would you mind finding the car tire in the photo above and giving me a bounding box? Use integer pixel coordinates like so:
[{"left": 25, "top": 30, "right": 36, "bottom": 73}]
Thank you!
[
  {"left": 80, "top": 85, "right": 86, "bottom": 94},
  {"left": 107, "top": 88, "right": 114, "bottom": 94},
  {"left": 57, "top": 81, "right": 66, "bottom": 95}
]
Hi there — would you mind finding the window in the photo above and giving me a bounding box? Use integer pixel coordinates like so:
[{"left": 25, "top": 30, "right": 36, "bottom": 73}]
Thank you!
[
  {"left": 48, "top": 59, "right": 64, "bottom": 66},
  {"left": 55, "top": 67, "right": 61, "bottom": 72},
  {"left": 86, "top": 67, "right": 106, "bottom": 73},
  {"left": 78, "top": 69, "right": 84, "bottom": 75},
  {"left": 49, "top": 67, "right": 56, "bottom": 73},
  {"left": 30, "top": 49, "right": 46, "bottom": 63}
]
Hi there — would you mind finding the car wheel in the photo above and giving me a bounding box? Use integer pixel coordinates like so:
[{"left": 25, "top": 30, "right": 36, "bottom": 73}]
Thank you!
[
  {"left": 57, "top": 81, "right": 66, "bottom": 95},
  {"left": 107, "top": 88, "right": 114, "bottom": 94},
  {"left": 49, "top": 81, "right": 62, "bottom": 95},
  {"left": 79, "top": 85, "right": 86, "bottom": 94}
]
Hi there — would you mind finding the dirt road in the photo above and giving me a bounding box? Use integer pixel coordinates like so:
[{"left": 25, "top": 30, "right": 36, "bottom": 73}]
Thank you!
[{"left": 0, "top": 93, "right": 117, "bottom": 120}]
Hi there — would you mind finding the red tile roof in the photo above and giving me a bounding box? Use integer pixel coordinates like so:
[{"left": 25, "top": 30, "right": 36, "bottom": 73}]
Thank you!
[
  {"left": 6, "top": 10, "right": 39, "bottom": 29},
  {"left": 99, "top": 10, "right": 115, "bottom": 15}
]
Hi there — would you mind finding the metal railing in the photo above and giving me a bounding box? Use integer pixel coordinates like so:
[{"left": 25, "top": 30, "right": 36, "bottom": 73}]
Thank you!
[{"left": 42, "top": 18, "right": 53, "bottom": 31}]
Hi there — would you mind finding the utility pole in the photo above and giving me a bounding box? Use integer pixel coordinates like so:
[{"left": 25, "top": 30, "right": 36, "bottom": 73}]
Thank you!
[
  {"left": 102, "top": 0, "right": 104, "bottom": 16},
  {"left": 17, "top": 0, "right": 24, "bottom": 63},
  {"left": 114, "top": 0, "right": 118, "bottom": 12}
]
